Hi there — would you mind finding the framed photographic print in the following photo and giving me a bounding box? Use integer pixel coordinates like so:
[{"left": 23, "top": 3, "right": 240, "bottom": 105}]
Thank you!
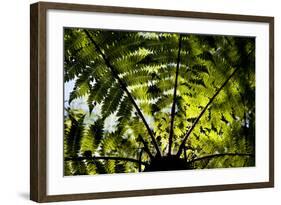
[{"left": 30, "top": 1, "right": 274, "bottom": 202}]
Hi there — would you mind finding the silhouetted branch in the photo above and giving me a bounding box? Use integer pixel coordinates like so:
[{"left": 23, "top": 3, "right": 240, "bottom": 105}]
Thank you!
[
  {"left": 168, "top": 34, "right": 183, "bottom": 155},
  {"left": 84, "top": 29, "right": 161, "bottom": 157},
  {"left": 139, "top": 134, "right": 153, "bottom": 159},
  {"left": 138, "top": 148, "right": 145, "bottom": 172},
  {"left": 176, "top": 66, "right": 240, "bottom": 157}
]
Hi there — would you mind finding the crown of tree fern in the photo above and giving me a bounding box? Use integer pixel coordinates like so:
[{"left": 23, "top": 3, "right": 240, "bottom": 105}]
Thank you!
[{"left": 64, "top": 28, "right": 255, "bottom": 175}]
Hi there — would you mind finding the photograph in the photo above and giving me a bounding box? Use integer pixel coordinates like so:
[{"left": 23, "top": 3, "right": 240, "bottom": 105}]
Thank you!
[
  {"left": 63, "top": 28, "right": 256, "bottom": 176},
  {"left": 29, "top": 2, "right": 274, "bottom": 202}
]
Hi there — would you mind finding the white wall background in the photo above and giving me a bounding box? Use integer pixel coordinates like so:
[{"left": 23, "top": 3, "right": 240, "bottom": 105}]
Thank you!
[{"left": 0, "top": 0, "right": 279, "bottom": 204}]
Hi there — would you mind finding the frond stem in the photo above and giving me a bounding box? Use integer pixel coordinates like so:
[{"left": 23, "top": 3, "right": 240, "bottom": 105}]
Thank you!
[
  {"left": 83, "top": 29, "right": 161, "bottom": 157},
  {"left": 139, "top": 134, "right": 154, "bottom": 159},
  {"left": 176, "top": 66, "right": 240, "bottom": 157},
  {"left": 168, "top": 34, "right": 183, "bottom": 155},
  {"left": 138, "top": 148, "right": 145, "bottom": 172}
]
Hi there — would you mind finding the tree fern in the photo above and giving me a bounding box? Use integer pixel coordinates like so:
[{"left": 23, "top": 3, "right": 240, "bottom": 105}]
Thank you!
[{"left": 64, "top": 27, "right": 255, "bottom": 175}]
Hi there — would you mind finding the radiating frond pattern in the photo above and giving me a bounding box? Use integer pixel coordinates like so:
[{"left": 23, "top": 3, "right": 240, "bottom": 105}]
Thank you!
[{"left": 64, "top": 28, "right": 255, "bottom": 175}]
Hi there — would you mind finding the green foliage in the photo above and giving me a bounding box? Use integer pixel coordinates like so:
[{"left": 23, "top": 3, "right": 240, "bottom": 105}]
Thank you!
[{"left": 64, "top": 28, "right": 255, "bottom": 175}]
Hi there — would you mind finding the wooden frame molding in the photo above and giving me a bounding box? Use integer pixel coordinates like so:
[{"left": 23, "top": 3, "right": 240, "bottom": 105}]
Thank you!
[{"left": 30, "top": 1, "right": 274, "bottom": 202}]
